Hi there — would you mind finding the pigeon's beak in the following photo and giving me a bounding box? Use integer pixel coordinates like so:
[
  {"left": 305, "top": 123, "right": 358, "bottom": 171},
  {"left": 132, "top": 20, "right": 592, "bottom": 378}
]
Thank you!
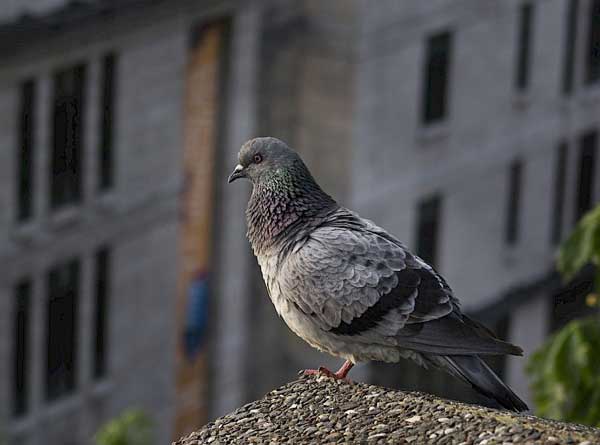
[{"left": 228, "top": 164, "right": 245, "bottom": 183}]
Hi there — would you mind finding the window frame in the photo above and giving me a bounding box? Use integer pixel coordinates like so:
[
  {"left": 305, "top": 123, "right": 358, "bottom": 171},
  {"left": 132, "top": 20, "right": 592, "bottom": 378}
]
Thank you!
[
  {"left": 505, "top": 159, "right": 524, "bottom": 246},
  {"left": 93, "top": 246, "right": 111, "bottom": 380},
  {"left": 45, "top": 258, "right": 80, "bottom": 402},
  {"left": 515, "top": 2, "right": 534, "bottom": 91},
  {"left": 421, "top": 30, "right": 453, "bottom": 125},
  {"left": 585, "top": 0, "right": 600, "bottom": 85},
  {"left": 98, "top": 53, "right": 117, "bottom": 192},
  {"left": 415, "top": 194, "right": 442, "bottom": 268},
  {"left": 574, "top": 130, "right": 597, "bottom": 223},
  {"left": 551, "top": 142, "right": 568, "bottom": 245},
  {"left": 50, "top": 63, "right": 87, "bottom": 210},
  {"left": 13, "top": 279, "right": 32, "bottom": 417},
  {"left": 17, "top": 79, "right": 36, "bottom": 222}
]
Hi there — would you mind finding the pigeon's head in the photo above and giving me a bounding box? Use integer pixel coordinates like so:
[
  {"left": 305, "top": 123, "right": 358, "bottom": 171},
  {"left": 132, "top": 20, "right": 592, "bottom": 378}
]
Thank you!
[{"left": 228, "top": 137, "right": 304, "bottom": 185}]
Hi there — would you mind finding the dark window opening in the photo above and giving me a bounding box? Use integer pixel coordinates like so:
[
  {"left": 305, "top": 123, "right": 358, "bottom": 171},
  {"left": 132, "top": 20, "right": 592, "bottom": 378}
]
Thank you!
[
  {"left": 585, "top": 0, "right": 600, "bottom": 84},
  {"left": 574, "top": 130, "right": 597, "bottom": 222},
  {"left": 416, "top": 194, "right": 442, "bottom": 267},
  {"left": 421, "top": 31, "right": 452, "bottom": 124},
  {"left": 50, "top": 64, "right": 86, "bottom": 210},
  {"left": 550, "top": 271, "right": 595, "bottom": 332},
  {"left": 99, "top": 53, "right": 117, "bottom": 191},
  {"left": 13, "top": 280, "right": 31, "bottom": 417},
  {"left": 515, "top": 3, "right": 534, "bottom": 91},
  {"left": 551, "top": 143, "right": 568, "bottom": 245},
  {"left": 93, "top": 247, "right": 110, "bottom": 379},
  {"left": 17, "top": 80, "right": 36, "bottom": 222},
  {"left": 562, "top": 0, "right": 580, "bottom": 94},
  {"left": 506, "top": 160, "right": 523, "bottom": 245},
  {"left": 46, "top": 259, "right": 79, "bottom": 402}
]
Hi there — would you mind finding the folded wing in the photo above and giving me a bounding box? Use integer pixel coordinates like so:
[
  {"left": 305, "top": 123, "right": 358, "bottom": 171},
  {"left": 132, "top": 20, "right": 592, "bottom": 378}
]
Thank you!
[{"left": 281, "top": 217, "right": 521, "bottom": 357}]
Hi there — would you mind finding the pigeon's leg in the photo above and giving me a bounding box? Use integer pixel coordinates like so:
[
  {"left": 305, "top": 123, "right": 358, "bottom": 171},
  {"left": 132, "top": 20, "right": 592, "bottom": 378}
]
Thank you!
[{"left": 301, "top": 360, "right": 354, "bottom": 380}]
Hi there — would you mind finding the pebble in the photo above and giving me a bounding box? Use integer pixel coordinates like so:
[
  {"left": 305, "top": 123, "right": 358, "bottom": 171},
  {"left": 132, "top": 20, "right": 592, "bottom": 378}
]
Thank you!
[{"left": 405, "top": 415, "right": 421, "bottom": 423}]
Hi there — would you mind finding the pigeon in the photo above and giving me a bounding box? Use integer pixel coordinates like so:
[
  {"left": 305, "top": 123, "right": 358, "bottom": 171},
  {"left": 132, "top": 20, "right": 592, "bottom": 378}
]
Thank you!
[{"left": 228, "top": 137, "right": 529, "bottom": 412}]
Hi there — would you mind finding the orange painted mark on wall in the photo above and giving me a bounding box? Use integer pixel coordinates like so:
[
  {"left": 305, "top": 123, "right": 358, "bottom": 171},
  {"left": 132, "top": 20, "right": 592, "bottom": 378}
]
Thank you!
[{"left": 174, "top": 21, "right": 228, "bottom": 440}]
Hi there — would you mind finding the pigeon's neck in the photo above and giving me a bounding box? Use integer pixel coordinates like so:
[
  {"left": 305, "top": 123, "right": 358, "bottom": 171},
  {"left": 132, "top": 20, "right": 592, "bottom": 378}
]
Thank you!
[{"left": 246, "top": 167, "right": 337, "bottom": 256}]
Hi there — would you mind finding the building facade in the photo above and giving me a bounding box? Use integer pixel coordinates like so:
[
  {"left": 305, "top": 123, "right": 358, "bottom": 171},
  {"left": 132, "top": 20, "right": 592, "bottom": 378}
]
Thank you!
[{"left": 0, "top": 0, "right": 250, "bottom": 443}]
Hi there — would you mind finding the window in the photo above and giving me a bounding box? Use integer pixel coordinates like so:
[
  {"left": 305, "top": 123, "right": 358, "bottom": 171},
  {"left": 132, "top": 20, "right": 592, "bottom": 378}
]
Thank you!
[
  {"left": 50, "top": 64, "right": 86, "bottom": 210},
  {"left": 551, "top": 143, "right": 568, "bottom": 244},
  {"left": 550, "top": 276, "right": 595, "bottom": 332},
  {"left": 585, "top": 0, "right": 600, "bottom": 84},
  {"left": 46, "top": 259, "right": 80, "bottom": 401},
  {"left": 505, "top": 159, "right": 523, "bottom": 245},
  {"left": 99, "top": 53, "right": 117, "bottom": 191},
  {"left": 574, "top": 130, "right": 597, "bottom": 222},
  {"left": 93, "top": 247, "right": 110, "bottom": 379},
  {"left": 17, "top": 80, "right": 36, "bottom": 222},
  {"left": 416, "top": 194, "right": 442, "bottom": 267},
  {"left": 13, "top": 280, "right": 31, "bottom": 417},
  {"left": 421, "top": 31, "right": 452, "bottom": 124},
  {"left": 515, "top": 3, "right": 534, "bottom": 91},
  {"left": 562, "top": 0, "right": 580, "bottom": 94}
]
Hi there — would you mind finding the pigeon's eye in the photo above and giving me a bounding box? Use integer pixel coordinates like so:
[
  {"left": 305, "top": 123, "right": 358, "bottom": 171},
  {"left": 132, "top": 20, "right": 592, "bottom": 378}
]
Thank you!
[{"left": 253, "top": 153, "right": 263, "bottom": 164}]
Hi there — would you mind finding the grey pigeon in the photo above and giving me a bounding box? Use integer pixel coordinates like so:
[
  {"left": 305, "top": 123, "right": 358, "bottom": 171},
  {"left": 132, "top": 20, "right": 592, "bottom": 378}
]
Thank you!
[{"left": 228, "top": 137, "right": 528, "bottom": 412}]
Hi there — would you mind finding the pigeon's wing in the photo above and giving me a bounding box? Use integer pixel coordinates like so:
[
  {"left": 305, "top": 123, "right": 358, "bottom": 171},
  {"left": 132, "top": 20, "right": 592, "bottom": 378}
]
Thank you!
[
  {"left": 282, "top": 224, "right": 453, "bottom": 336},
  {"left": 282, "top": 221, "right": 522, "bottom": 356}
]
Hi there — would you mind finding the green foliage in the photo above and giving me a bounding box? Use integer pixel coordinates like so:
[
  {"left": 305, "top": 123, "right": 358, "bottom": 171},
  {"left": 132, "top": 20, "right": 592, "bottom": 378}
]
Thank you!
[
  {"left": 557, "top": 205, "right": 600, "bottom": 284},
  {"left": 527, "top": 204, "right": 600, "bottom": 427},
  {"left": 527, "top": 317, "right": 600, "bottom": 427},
  {"left": 95, "top": 409, "right": 153, "bottom": 445}
]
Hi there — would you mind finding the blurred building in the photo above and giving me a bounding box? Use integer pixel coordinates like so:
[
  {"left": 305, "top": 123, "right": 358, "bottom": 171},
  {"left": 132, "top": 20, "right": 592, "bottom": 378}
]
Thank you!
[
  {"left": 0, "top": 1, "right": 236, "bottom": 443},
  {"left": 1, "top": 0, "right": 599, "bottom": 444}
]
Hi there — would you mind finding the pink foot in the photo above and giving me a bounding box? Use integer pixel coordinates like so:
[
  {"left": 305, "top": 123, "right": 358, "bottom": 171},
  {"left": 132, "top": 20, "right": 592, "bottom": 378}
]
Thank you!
[{"left": 300, "top": 361, "right": 354, "bottom": 381}]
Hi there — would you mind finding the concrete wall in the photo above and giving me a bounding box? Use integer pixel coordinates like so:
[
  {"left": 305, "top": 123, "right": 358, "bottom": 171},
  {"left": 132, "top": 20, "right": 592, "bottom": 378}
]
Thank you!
[
  {"left": 0, "top": 6, "right": 186, "bottom": 444},
  {"left": 0, "top": 0, "right": 73, "bottom": 22}
]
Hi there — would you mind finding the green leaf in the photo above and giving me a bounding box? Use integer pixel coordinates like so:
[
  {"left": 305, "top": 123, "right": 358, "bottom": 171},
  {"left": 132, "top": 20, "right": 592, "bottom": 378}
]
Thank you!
[
  {"left": 95, "top": 409, "right": 153, "bottom": 445},
  {"left": 557, "top": 205, "right": 600, "bottom": 282},
  {"left": 527, "top": 317, "right": 600, "bottom": 426}
]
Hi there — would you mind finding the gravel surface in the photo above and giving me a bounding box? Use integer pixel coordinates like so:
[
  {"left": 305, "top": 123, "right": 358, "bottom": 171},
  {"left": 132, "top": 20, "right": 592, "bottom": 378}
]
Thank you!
[{"left": 174, "top": 375, "right": 600, "bottom": 444}]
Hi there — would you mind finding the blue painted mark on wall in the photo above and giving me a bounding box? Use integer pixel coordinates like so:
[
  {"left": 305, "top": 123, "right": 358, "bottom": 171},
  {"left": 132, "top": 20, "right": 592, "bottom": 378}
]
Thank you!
[{"left": 183, "top": 271, "right": 209, "bottom": 361}]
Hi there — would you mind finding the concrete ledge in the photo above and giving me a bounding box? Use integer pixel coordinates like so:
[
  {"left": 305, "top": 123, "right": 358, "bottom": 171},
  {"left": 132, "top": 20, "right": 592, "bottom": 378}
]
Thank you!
[{"left": 175, "top": 375, "right": 600, "bottom": 444}]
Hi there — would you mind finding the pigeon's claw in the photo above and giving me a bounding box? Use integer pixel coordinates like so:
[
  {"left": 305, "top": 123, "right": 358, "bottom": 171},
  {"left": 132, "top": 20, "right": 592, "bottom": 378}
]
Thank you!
[
  {"left": 300, "top": 367, "right": 338, "bottom": 379},
  {"left": 300, "top": 360, "right": 354, "bottom": 380}
]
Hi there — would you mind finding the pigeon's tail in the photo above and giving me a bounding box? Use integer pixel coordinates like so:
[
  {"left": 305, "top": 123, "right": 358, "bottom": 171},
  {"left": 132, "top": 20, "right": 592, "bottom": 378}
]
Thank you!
[{"left": 429, "top": 354, "right": 529, "bottom": 412}]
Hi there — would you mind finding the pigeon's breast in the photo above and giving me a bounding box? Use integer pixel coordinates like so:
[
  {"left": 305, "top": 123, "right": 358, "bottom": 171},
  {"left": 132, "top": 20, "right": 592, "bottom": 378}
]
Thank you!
[
  {"left": 256, "top": 252, "right": 285, "bottom": 314},
  {"left": 259, "top": 247, "right": 408, "bottom": 364},
  {"left": 258, "top": 251, "right": 327, "bottom": 345}
]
